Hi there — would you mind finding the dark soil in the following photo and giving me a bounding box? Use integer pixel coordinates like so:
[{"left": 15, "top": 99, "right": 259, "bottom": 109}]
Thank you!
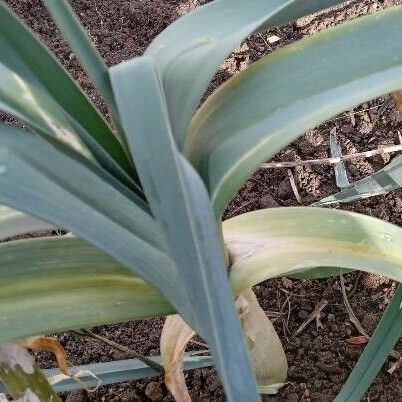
[{"left": 3, "top": 0, "right": 402, "bottom": 401}]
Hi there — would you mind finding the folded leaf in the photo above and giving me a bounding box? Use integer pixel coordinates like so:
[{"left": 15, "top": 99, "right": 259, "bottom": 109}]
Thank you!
[
  {"left": 147, "top": 0, "right": 345, "bottom": 147},
  {"left": 223, "top": 208, "right": 402, "bottom": 294}
]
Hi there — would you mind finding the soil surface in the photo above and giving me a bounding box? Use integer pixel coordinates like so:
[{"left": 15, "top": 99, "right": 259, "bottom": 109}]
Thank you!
[{"left": 3, "top": 0, "right": 402, "bottom": 401}]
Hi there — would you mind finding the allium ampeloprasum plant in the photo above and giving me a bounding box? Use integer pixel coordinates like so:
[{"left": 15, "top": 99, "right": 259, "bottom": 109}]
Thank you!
[{"left": 0, "top": 1, "right": 401, "bottom": 401}]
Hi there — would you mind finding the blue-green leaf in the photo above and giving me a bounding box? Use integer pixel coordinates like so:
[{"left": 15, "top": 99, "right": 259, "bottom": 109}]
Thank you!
[
  {"left": 0, "top": 124, "right": 187, "bottom": 310},
  {"left": 0, "top": 236, "right": 173, "bottom": 343},
  {"left": 316, "top": 155, "right": 402, "bottom": 205},
  {"left": 186, "top": 6, "right": 402, "bottom": 217},
  {"left": 110, "top": 56, "right": 259, "bottom": 402},
  {"left": 147, "top": 0, "right": 345, "bottom": 147}
]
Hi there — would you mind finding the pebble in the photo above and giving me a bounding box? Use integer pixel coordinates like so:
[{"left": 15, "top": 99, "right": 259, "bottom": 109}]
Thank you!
[
  {"left": 145, "top": 381, "right": 164, "bottom": 401},
  {"left": 327, "top": 313, "right": 335, "bottom": 322},
  {"left": 298, "top": 309, "right": 309, "bottom": 320}
]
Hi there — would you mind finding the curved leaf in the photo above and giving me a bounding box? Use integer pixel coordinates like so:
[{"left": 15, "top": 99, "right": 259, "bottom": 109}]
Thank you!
[
  {"left": 0, "top": 2, "right": 135, "bottom": 188},
  {"left": 0, "top": 124, "right": 188, "bottom": 310},
  {"left": 0, "top": 237, "right": 173, "bottom": 344},
  {"left": 186, "top": 6, "right": 402, "bottom": 216},
  {"left": 147, "top": 0, "right": 345, "bottom": 147},
  {"left": 223, "top": 208, "right": 402, "bottom": 295},
  {"left": 0, "top": 206, "right": 55, "bottom": 241},
  {"left": 110, "top": 57, "right": 259, "bottom": 402}
]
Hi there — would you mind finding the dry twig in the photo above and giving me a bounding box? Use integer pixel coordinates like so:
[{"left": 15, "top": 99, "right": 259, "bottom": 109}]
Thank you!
[
  {"left": 261, "top": 144, "right": 402, "bottom": 169},
  {"left": 292, "top": 299, "right": 328, "bottom": 337},
  {"left": 339, "top": 275, "right": 401, "bottom": 360},
  {"left": 287, "top": 169, "right": 302, "bottom": 203},
  {"left": 71, "top": 329, "right": 164, "bottom": 373}
]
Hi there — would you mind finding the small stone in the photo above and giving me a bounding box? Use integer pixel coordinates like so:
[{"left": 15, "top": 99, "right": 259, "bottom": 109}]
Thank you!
[
  {"left": 341, "top": 124, "right": 353, "bottom": 134},
  {"left": 281, "top": 277, "right": 293, "bottom": 289},
  {"left": 316, "top": 363, "right": 342, "bottom": 375},
  {"left": 287, "top": 392, "right": 299, "bottom": 402},
  {"left": 327, "top": 313, "right": 335, "bottom": 322},
  {"left": 267, "top": 35, "right": 281, "bottom": 44},
  {"left": 298, "top": 310, "right": 309, "bottom": 320},
  {"left": 278, "top": 179, "right": 291, "bottom": 198},
  {"left": 119, "top": 389, "right": 141, "bottom": 401},
  {"left": 145, "top": 381, "right": 163, "bottom": 401}
]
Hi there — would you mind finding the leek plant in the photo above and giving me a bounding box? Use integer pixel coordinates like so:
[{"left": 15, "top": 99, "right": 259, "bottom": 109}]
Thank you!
[{"left": 0, "top": 0, "right": 402, "bottom": 401}]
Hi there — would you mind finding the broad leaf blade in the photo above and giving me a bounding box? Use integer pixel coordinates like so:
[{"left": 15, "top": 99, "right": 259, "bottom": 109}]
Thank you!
[
  {"left": 0, "top": 236, "right": 173, "bottom": 344},
  {"left": 0, "top": 206, "right": 55, "bottom": 241},
  {"left": 186, "top": 6, "right": 402, "bottom": 217},
  {"left": 110, "top": 57, "right": 259, "bottom": 402},
  {"left": 0, "top": 124, "right": 187, "bottom": 310},
  {"left": 335, "top": 285, "right": 402, "bottom": 402},
  {"left": 147, "top": 0, "right": 345, "bottom": 147},
  {"left": 223, "top": 208, "right": 402, "bottom": 294},
  {"left": 316, "top": 155, "right": 402, "bottom": 205}
]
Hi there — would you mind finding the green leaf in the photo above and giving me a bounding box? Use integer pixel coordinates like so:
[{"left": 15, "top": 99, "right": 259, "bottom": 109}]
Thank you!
[
  {"left": 0, "top": 62, "right": 92, "bottom": 158},
  {"left": 315, "top": 155, "right": 402, "bottom": 205},
  {"left": 223, "top": 207, "right": 402, "bottom": 295},
  {"left": 0, "top": 2, "right": 135, "bottom": 188},
  {"left": 186, "top": 6, "right": 402, "bottom": 217},
  {"left": 0, "top": 206, "right": 55, "bottom": 241},
  {"left": 0, "top": 236, "right": 173, "bottom": 344},
  {"left": 0, "top": 344, "right": 61, "bottom": 401},
  {"left": 334, "top": 285, "right": 402, "bottom": 402},
  {"left": 147, "top": 0, "right": 345, "bottom": 147},
  {"left": 0, "top": 124, "right": 188, "bottom": 310},
  {"left": 41, "top": 0, "right": 116, "bottom": 117},
  {"left": 110, "top": 57, "right": 260, "bottom": 402}
]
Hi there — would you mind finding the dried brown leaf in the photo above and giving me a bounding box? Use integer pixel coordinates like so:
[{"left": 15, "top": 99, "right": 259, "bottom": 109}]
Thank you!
[{"left": 161, "top": 315, "right": 195, "bottom": 402}]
